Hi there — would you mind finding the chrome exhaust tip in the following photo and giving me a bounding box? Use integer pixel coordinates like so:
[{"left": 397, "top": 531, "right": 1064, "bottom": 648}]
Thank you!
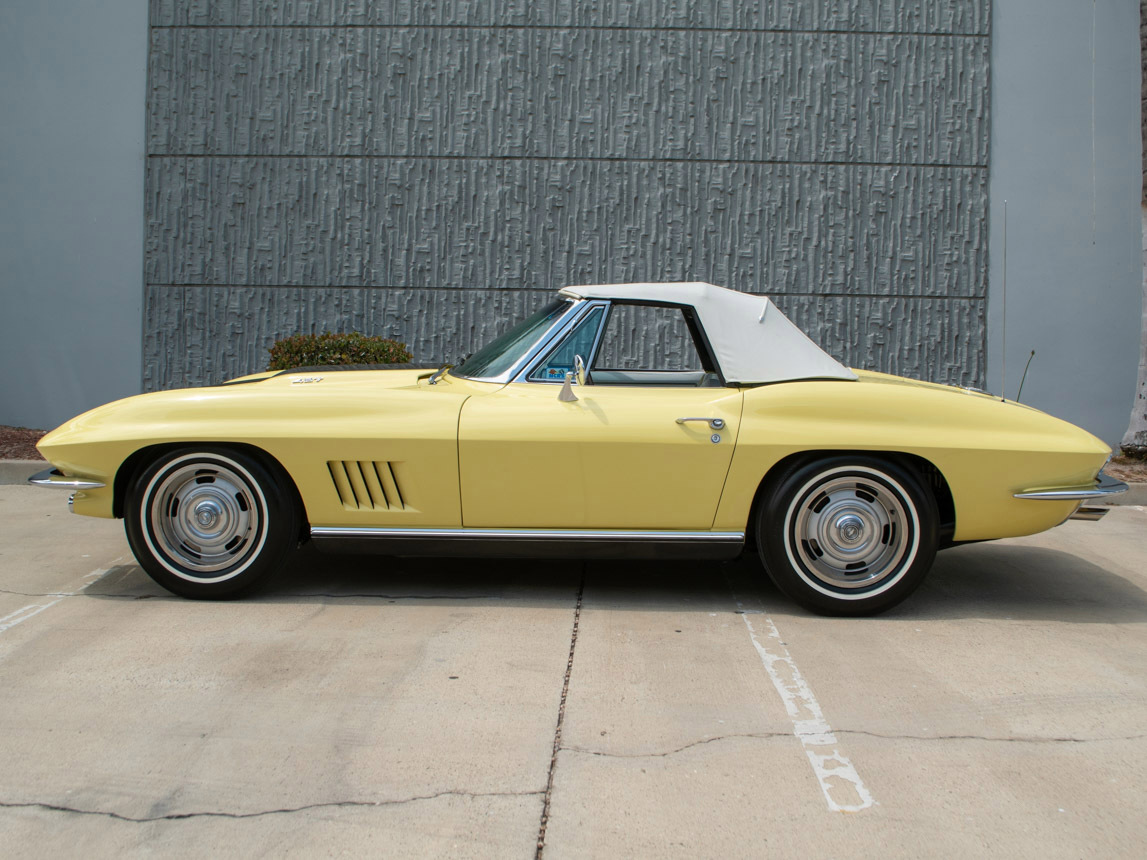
[{"left": 1069, "top": 506, "right": 1109, "bottom": 521}]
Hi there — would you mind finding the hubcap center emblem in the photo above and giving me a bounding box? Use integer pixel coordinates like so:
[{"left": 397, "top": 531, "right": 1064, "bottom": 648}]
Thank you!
[
  {"left": 835, "top": 514, "right": 864, "bottom": 544},
  {"left": 194, "top": 500, "right": 222, "bottom": 528}
]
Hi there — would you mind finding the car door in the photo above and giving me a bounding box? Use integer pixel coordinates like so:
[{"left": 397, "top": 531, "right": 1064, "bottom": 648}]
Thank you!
[{"left": 457, "top": 301, "right": 744, "bottom": 529}]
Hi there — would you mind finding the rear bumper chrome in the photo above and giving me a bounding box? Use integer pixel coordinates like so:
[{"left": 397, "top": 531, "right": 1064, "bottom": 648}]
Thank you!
[
  {"left": 27, "top": 468, "right": 106, "bottom": 490},
  {"left": 1014, "top": 470, "right": 1128, "bottom": 501}
]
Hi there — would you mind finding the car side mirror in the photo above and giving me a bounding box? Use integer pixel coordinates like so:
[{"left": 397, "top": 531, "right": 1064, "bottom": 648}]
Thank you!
[
  {"left": 558, "top": 371, "right": 578, "bottom": 402},
  {"left": 558, "top": 355, "right": 588, "bottom": 402}
]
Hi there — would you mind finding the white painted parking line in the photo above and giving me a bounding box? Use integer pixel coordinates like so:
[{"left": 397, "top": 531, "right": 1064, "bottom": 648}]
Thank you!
[
  {"left": 733, "top": 594, "right": 875, "bottom": 813},
  {"left": 0, "top": 558, "right": 123, "bottom": 635}
]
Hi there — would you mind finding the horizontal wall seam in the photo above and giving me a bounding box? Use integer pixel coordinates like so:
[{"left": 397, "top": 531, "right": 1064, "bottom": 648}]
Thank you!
[
  {"left": 146, "top": 285, "right": 988, "bottom": 300},
  {"left": 145, "top": 154, "right": 988, "bottom": 170},
  {"left": 148, "top": 25, "right": 990, "bottom": 39}
]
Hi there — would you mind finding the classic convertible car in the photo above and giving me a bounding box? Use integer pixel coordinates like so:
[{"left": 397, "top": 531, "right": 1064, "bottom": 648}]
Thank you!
[{"left": 31, "top": 282, "right": 1126, "bottom": 615}]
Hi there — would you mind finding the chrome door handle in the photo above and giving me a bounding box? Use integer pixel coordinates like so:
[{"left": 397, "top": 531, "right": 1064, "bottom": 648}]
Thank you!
[{"left": 676, "top": 417, "right": 725, "bottom": 430}]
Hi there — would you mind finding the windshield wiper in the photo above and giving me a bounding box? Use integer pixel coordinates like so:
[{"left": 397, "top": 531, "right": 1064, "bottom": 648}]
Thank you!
[{"left": 428, "top": 364, "right": 453, "bottom": 385}]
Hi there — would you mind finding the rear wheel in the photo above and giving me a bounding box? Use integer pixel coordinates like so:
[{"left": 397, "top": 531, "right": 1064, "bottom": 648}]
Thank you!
[
  {"left": 125, "top": 448, "right": 298, "bottom": 599},
  {"left": 757, "top": 457, "right": 938, "bottom": 616}
]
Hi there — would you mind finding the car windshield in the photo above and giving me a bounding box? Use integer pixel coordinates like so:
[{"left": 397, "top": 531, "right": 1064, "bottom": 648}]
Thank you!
[{"left": 452, "top": 298, "right": 572, "bottom": 380}]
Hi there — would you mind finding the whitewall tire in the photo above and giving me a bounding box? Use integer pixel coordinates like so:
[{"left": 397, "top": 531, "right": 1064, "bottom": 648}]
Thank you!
[
  {"left": 125, "top": 448, "right": 298, "bottom": 599},
  {"left": 757, "top": 457, "right": 939, "bottom": 616}
]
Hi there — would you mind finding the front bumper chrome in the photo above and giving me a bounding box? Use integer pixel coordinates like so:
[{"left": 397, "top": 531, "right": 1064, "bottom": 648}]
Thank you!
[
  {"left": 27, "top": 468, "right": 106, "bottom": 491},
  {"left": 1014, "top": 470, "right": 1129, "bottom": 501}
]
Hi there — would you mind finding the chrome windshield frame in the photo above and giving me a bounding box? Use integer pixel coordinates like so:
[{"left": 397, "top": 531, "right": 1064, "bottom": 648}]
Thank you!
[{"left": 448, "top": 297, "right": 582, "bottom": 384}]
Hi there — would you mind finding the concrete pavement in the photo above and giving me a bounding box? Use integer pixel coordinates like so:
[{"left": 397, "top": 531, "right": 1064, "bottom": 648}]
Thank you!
[{"left": 1, "top": 484, "right": 1145, "bottom": 857}]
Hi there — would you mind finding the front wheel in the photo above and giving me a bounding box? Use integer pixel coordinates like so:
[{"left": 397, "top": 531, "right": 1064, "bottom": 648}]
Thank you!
[
  {"left": 757, "top": 457, "right": 939, "bottom": 616},
  {"left": 125, "top": 448, "right": 299, "bottom": 599}
]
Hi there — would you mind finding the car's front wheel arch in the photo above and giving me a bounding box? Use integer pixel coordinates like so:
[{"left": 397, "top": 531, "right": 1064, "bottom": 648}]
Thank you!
[
  {"left": 123, "top": 444, "right": 305, "bottom": 599},
  {"left": 115, "top": 442, "right": 307, "bottom": 536}
]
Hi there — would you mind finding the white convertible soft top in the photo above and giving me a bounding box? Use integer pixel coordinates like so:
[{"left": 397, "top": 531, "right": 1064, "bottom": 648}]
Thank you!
[{"left": 558, "top": 282, "right": 857, "bottom": 385}]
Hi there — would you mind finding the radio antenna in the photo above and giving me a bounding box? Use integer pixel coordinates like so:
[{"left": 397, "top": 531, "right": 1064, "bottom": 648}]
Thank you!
[
  {"left": 1016, "top": 350, "right": 1035, "bottom": 402},
  {"left": 1000, "top": 200, "right": 1007, "bottom": 401}
]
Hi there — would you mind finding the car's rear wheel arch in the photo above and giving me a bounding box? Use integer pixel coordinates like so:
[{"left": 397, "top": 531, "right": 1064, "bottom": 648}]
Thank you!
[
  {"left": 747, "top": 450, "right": 955, "bottom": 547},
  {"left": 749, "top": 452, "right": 947, "bottom": 615},
  {"left": 115, "top": 442, "right": 308, "bottom": 536}
]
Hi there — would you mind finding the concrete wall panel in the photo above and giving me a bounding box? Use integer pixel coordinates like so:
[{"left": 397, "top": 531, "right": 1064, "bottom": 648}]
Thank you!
[
  {"left": 0, "top": 1, "right": 146, "bottom": 430},
  {"left": 148, "top": 28, "right": 988, "bottom": 166},
  {"left": 145, "top": 158, "right": 987, "bottom": 296},
  {"left": 144, "top": 285, "right": 982, "bottom": 390},
  {"left": 149, "top": 1, "right": 990, "bottom": 34},
  {"left": 144, "top": 1, "right": 990, "bottom": 394},
  {"left": 987, "top": 0, "right": 1142, "bottom": 445}
]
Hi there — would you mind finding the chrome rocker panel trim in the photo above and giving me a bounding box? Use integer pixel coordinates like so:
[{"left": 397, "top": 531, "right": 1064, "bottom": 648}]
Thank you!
[
  {"left": 1014, "top": 470, "right": 1128, "bottom": 501},
  {"left": 309, "top": 527, "right": 746, "bottom": 560},
  {"left": 27, "top": 468, "right": 106, "bottom": 490}
]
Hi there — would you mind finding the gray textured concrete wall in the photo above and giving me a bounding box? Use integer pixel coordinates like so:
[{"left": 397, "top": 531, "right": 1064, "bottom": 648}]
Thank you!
[
  {"left": 144, "top": 0, "right": 991, "bottom": 391},
  {"left": 1127, "top": 3, "right": 1147, "bottom": 450},
  {"left": 988, "top": 0, "right": 1142, "bottom": 447},
  {"left": 0, "top": 2, "right": 146, "bottom": 430},
  {"left": 1128, "top": 205, "right": 1147, "bottom": 450}
]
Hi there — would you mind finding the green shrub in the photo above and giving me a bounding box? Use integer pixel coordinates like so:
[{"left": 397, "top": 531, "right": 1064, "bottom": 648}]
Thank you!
[{"left": 268, "top": 332, "right": 412, "bottom": 371}]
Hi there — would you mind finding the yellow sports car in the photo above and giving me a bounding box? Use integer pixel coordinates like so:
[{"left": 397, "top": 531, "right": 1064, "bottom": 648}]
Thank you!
[{"left": 30, "top": 282, "right": 1126, "bottom": 615}]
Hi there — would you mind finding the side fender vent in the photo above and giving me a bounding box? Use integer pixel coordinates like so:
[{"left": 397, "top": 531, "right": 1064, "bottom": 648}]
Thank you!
[{"left": 326, "top": 461, "right": 407, "bottom": 511}]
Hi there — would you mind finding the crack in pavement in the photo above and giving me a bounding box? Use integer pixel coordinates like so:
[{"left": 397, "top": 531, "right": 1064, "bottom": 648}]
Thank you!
[
  {"left": 727, "top": 580, "right": 876, "bottom": 811},
  {"left": 0, "top": 588, "right": 84, "bottom": 598},
  {"left": 0, "top": 588, "right": 501, "bottom": 601},
  {"left": 562, "top": 732, "right": 791, "bottom": 758},
  {"left": 0, "top": 588, "right": 154, "bottom": 600},
  {"left": 561, "top": 729, "right": 1147, "bottom": 759},
  {"left": 277, "top": 593, "right": 502, "bottom": 601},
  {"left": 836, "top": 729, "right": 1147, "bottom": 744},
  {"left": 535, "top": 569, "right": 585, "bottom": 860},
  {"left": 0, "top": 789, "right": 544, "bottom": 823}
]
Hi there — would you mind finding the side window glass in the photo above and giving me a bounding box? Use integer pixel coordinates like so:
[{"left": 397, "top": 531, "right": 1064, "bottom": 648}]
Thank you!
[
  {"left": 594, "top": 305, "right": 703, "bottom": 371},
  {"left": 528, "top": 306, "right": 605, "bottom": 381}
]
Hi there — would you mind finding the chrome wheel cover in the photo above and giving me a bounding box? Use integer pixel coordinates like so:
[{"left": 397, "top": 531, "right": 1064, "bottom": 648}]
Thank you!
[
  {"left": 142, "top": 454, "right": 269, "bottom": 582},
  {"left": 783, "top": 467, "right": 919, "bottom": 597}
]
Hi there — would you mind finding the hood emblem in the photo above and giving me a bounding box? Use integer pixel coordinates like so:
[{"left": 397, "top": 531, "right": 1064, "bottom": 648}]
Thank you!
[{"left": 291, "top": 376, "right": 324, "bottom": 385}]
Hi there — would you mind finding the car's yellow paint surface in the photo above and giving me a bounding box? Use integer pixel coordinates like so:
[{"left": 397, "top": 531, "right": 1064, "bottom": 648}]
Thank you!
[
  {"left": 714, "top": 371, "right": 1108, "bottom": 540},
  {"left": 458, "top": 383, "right": 744, "bottom": 528},
  {"left": 39, "top": 370, "right": 498, "bottom": 527},
  {"left": 38, "top": 366, "right": 1109, "bottom": 542}
]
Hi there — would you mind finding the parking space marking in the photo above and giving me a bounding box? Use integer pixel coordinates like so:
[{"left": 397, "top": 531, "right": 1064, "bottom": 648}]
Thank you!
[
  {"left": 733, "top": 595, "right": 875, "bottom": 813},
  {"left": 0, "top": 558, "right": 123, "bottom": 635}
]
